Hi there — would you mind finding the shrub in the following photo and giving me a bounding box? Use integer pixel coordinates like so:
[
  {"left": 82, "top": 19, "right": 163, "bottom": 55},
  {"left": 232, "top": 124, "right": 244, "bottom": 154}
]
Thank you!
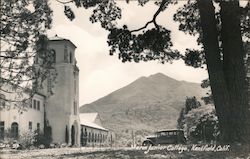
[
  {"left": 19, "top": 131, "right": 36, "bottom": 149},
  {"left": 34, "top": 132, "right": 52, "bottom": 148}
]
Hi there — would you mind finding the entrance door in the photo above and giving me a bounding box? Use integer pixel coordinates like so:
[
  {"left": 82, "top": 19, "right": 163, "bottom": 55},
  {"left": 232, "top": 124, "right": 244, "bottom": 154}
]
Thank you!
[{"left": 71, "top": 125, "right": 75, "bottom": 145}]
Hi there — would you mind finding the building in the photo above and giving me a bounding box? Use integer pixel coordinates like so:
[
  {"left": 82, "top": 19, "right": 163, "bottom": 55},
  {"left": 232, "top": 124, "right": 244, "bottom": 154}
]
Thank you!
[
  {"left": 0, "top": 36, "right": 81, "bottom": 146},
  {"left": 79, "top": 113, "right": 109, "bottom": 147},
  {"left": 0, "top": 84, "right": 45, "bottom": 140},
  {"left": 40, "top": 36, "right": 81, "bottom": 146}
]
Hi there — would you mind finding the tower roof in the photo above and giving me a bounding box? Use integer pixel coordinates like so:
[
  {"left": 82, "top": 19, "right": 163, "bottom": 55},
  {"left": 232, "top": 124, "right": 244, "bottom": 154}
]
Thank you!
[{"left": 49, "top": 35, "right": 77, "bottom": 49}]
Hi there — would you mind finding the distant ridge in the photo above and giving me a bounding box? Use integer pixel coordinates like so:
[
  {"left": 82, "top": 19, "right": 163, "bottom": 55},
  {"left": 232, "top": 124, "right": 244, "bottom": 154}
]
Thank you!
[{"left": 80, "top": 73, "right": 203, "bottom": 144}]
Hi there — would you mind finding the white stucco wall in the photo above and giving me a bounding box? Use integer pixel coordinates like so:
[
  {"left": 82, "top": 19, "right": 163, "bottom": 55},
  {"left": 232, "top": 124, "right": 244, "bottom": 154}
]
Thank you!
[
  {"left": 43, "top": 39, "right": 80, "bottom": 145},
  {"left": 0, "top": 85, "right": 45, "bottom": 136}
]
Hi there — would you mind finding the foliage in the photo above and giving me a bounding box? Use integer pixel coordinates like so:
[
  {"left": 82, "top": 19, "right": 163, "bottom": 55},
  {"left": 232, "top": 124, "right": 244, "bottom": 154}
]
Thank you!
[
  {"left": 177, "top": 96, "right": 201, "bottom": 129},
  {"left": 177, "top": 97, "right": 218, "bottom": 143},
  {"left": 183, "top": 105, "right": 219, "bottom": 143},
  {"left": 18, "top": 131, "right": 36, "bottom": 149},
  {"left": 0, "top": 0, "right": 55, "bottom": 109},
  {"left": 49, "top": 0, "right": 250, "bottom": 143},
  {"left": 34, "top": 132, "right": 52, "bottom": 148}
]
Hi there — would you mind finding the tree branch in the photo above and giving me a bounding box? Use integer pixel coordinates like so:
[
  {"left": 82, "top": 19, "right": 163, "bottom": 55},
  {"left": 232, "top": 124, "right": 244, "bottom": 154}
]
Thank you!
[
  {"left": 55, "top": 0, "right": 74, "bottom": 4},
  {"left": 130, "top": 0, "right": 168, "bottom": 33}
]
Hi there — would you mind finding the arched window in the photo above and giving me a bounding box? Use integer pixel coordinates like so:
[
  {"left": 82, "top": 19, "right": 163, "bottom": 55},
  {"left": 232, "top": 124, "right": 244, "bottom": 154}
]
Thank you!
[
  {"left": 69, "top": 52, "right": 73, "bottom": 63},
  {"left": 0, "top": 94, "right": 5, "bottom": 108},
  {"left": 92, "top": 133, "right": 94, "bottom": 142},
  {"left": 94, "top": 133, "right": 96, "bottom": 143},
  {"left": 85, "top": 128, "right": 87, "bottom": 137},
  {"left": 88, "top": 132, "right": 91, "bottom": 142},
  {"left": 11, "top": 122, "right": 18, "bottom": 138}
]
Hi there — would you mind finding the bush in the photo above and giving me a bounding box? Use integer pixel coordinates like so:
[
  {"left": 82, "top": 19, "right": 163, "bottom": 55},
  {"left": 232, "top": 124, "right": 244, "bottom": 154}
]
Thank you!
[
  {"left": 34, "top": 132, "right": 52, "bottom": 148},
  {"left": 19, "top": 131, "right": 36, "bottom": 149}
]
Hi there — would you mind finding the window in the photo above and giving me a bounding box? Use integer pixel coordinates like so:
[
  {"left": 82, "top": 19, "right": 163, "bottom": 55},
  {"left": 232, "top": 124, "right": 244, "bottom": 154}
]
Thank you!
[
  {"left": 37, "top": 101, "right": 40, "bottom": 110},
  {"left": 0, "top": 121, "right": 4, "bottom": 139},
  {"left": 69, "top": 52, "right": 73, "bottom": 63},
  {"left": 73, "top": 102, "right": 77, "bottom": 115},
  {"left": 88, "top": 132, "right": 91, "bottom": 142},
  {"left": 37, "top": 123, "right": 40, "bottom": 133},
  {"left": 0, "top": 94, "right": 5, "bottom": 108},
  {"left": 29, "top": 121, "right": 32, "bottom": 130},
  {"left": 64, "top": 45, "right": 68, "bottom": 62},
  {"left": 74, "top": 79, "right": 77, "bottom": 95},
  {"left": 33, "top": 99, "right": 36, "bottom": 109},
  {"left": 11, "top": 122, "right": 18, "bottom": 138}
]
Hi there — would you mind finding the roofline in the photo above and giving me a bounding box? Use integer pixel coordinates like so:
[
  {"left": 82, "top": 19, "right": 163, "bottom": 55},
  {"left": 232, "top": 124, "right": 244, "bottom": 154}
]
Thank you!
[
  {"left": 81, "top": 124, "right": 109, "bottom": 132},
  {"left": 2, "top": 80, "right": 46, "bottom": 98},
  {"left": 49, "top": 39, "right": 77, "bottom": 49}
]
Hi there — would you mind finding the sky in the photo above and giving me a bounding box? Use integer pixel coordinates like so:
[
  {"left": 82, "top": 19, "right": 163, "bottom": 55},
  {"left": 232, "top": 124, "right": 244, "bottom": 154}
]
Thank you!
[{"left": 47, "top": 1, "right": 208, "bottom": 106}]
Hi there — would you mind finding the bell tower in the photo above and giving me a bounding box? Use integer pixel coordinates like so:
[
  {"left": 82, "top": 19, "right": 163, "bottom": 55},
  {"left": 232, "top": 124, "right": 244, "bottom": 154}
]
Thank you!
[{"left": 44, "top": 35, "right": 80, "bottom": 145}]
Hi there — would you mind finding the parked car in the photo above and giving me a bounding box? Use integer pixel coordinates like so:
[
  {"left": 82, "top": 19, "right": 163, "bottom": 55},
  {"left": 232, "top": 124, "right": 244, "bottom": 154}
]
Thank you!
[{"left": 142, "top": 129, "right": 186, "bottom": 146}]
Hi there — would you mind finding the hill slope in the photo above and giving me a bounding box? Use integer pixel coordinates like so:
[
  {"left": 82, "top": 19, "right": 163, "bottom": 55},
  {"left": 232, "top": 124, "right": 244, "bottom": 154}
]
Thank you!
[{"left": 80, "top": 73, "right": 203, "bottom": 145}]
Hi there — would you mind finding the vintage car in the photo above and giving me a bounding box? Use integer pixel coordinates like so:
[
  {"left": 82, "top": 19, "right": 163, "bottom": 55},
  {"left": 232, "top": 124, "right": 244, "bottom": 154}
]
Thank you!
[{"left": 142, "top": 129, "right": 186, "bottom": 146}]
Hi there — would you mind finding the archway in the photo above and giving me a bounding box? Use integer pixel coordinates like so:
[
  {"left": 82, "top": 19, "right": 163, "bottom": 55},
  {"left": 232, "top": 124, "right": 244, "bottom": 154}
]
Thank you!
[
  {"left": 11, "top": 122, "right": 18, "bottom": 139},
  {"left": 71, "top": 125, "right": 75, "bottom": 145}
]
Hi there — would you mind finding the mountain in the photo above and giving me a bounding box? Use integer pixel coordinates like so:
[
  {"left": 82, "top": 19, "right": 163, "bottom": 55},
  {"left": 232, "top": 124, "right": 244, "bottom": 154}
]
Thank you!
[{"left": 80, "top": 73, "right": 204, "bottom": 145}]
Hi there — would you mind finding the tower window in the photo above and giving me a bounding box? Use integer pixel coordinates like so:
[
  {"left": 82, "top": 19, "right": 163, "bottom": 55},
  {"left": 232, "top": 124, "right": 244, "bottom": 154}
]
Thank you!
[
  {"left": 64, "top": 45, "right": 68, "bottom": 62},
  {"left": 73, "top": 101, "right": 77, "bottom": 115},
  {"left": 37, "top": 101, "right": 40, "bottom": 110},
  {"left": 74, "top": 79, "right": 77, "bottom": 95},
  {"left": 33, "top": 99, "right": 36, "bottom": 109},
  {"left": 70, "top": 52, "right": 73, "bottom": 63}
]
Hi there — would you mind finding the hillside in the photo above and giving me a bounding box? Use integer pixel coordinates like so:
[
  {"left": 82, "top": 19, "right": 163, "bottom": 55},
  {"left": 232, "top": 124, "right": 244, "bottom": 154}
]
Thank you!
[{"left": 80, "top": 73, "right": 204, "bottom": 145}]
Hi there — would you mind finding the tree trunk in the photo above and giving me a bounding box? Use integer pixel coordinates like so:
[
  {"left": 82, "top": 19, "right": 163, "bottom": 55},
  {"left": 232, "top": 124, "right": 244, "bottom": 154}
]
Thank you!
[
  {"left": 220, "top": 1, "right": 250, "bottom": 143},
  {"left": 197, "top": 0, "right": 232, "bottom": 143}
]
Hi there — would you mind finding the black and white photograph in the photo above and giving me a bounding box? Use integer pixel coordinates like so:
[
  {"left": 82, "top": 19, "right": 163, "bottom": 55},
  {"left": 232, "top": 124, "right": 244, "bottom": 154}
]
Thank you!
[{"left": 0, "top": 0, "right": 249, "bottom": 158}]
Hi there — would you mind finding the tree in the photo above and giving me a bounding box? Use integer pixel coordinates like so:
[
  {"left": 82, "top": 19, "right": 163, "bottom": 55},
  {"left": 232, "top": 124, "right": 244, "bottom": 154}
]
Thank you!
[
  {"left": 0, "top": 0, "right": 54, "bottom": 110},
  {"left": 19, "top": 0, "right": 250, "bottom": 143},
  {"left": 184, "top": 105, "right": 219, "bottom": 143},
  {"left": 177, "top": 96, "right": 201, "bottom": 129}
]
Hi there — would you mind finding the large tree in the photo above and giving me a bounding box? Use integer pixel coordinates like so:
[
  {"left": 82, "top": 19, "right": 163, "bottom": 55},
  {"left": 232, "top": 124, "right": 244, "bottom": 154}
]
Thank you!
[
  {"left": 0, "top": 0, "right": 54, "bottom": 109},
  {"left": 59, "top": 0, "right": 250, "bottom": 143}
]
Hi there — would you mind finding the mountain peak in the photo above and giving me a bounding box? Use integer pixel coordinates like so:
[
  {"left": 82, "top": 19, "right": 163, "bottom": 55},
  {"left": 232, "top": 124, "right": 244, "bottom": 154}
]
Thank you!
[
  {"left": 149, "top": 73, "right": 166, "bottom": 78},
  {"left": 80, "top": 73, "right": 203, "bottom": 145}
]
